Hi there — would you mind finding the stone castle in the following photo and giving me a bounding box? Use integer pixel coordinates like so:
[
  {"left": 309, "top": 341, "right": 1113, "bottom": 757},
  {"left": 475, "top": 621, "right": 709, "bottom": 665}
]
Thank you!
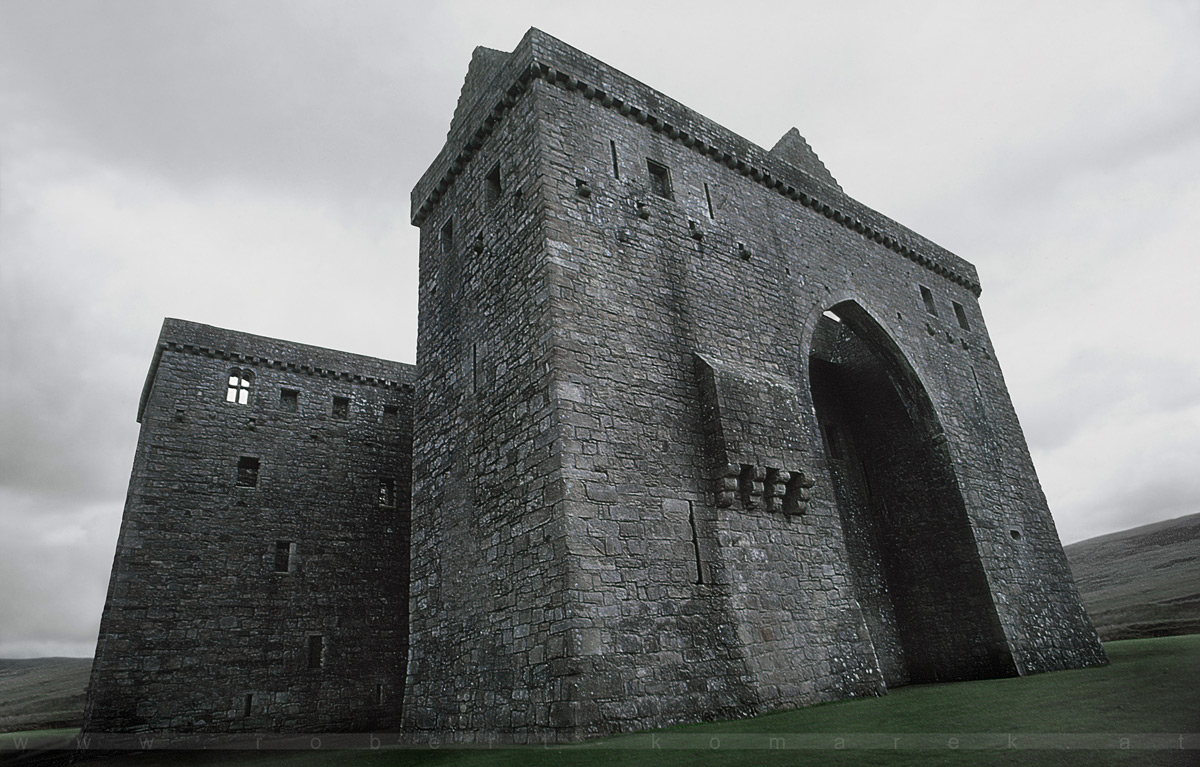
[{"left": 84, "top": 28, "right": 1106, "bottom": 740}]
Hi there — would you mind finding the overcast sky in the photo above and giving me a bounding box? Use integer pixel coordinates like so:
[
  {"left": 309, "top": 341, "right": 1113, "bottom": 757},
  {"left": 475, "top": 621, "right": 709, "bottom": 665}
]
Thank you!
[{"left": 1, "top": 0, "right": 1198, "bottom": 659}]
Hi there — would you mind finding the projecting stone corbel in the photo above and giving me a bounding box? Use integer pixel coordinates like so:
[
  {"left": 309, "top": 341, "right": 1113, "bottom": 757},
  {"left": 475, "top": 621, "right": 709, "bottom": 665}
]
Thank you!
[{"left": 696, "top": 352, "right": 818, "bottom": 516}]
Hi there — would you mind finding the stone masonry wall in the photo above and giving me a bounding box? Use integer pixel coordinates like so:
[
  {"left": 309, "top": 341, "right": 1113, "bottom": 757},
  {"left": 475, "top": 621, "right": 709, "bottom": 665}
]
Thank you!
[
  {"left": 410, "top": 28, "right": 1105, "bottom": 736},
  {"left": 84, "top": 319, "right": 414, "bottom": 733},
  {"left": 87, "top": 26, "right": 1106, "bottom": 743},
  {"left": 403, "top": 45, "right": 572, "bottom": 740}
]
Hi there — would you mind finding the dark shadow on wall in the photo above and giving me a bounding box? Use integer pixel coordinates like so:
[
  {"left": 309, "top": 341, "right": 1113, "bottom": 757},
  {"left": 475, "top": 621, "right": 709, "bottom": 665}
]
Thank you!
[{"left": 809, "top": 301, "right": 1016, "bottom": 688}]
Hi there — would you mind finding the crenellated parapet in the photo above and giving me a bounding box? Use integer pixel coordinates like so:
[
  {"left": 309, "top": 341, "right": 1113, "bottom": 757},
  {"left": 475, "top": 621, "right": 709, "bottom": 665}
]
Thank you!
[{"left": 411, "top": 29, "right": 981, "bottom": 296}]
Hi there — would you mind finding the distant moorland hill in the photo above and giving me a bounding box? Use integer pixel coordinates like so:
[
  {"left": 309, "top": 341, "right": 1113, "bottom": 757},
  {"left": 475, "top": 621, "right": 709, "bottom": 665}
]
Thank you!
[
  {"left": 1065, "top": 512, "right": 1200, "bottom": 641},
  {"left": 0, "top": 657, "right": 91, "bottom": 733}
]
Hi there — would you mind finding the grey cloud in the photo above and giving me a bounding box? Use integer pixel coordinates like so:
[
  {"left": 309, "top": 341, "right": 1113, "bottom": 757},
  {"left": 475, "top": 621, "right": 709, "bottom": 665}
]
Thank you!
[
  {"left": 0, "top": 493, "right": 119, "bottom": 657},
  {"left": 1021, "top": 349, "right": 1200, "bottom": 453},
  {"left": 0, "top": 1, "right": 460, "bottom": 204},
  {"left": 1068, "top": 469, "right": 1200, "bottom": 545},
  {"left": 2, "top": 0, "right": 1198, "bottom": 657}
]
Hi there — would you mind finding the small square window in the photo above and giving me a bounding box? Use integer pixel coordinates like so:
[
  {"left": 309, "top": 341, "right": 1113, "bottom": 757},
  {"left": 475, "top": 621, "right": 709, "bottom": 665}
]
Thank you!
[
  {"left": 237, "top": 457, "right": 260, "bottom": 488},
  {"left": 332, "top": 396, "right": 350, "bottom": 419},
  {"left": 383, "top": 404, "right": 399, "bottom": 424},
  {"left": 647, "top": 159, "right": 673, "bottom": 200},
  {"left": 379, "top": 479, "right": 396, "bottom": 508},
  {"left": 919, "top": 285, "right": 938, "bottom": 317},
  {"left": 952, "top": 301, "right": 971, "bottom": 331},
  {"left": 280, "top": 388, "right": 299, "bottom": 412}
]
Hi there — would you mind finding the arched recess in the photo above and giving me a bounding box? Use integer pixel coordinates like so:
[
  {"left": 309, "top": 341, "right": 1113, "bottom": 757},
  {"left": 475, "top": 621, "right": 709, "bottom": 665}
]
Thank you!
[{"left": 808, "top": 300, "right": 1015, "bottom": 687}]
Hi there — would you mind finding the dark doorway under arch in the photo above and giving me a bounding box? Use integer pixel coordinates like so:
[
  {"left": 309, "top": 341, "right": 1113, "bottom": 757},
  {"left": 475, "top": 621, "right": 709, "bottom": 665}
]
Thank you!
[{"left": 809, "top": 302, "right": 1015, "bottom": 687}]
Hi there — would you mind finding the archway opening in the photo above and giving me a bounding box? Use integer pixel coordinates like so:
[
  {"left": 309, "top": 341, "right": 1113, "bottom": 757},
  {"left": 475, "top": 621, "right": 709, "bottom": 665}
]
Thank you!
[{"left": 809, "top": 302, "right": 1015, "bottom": 687}]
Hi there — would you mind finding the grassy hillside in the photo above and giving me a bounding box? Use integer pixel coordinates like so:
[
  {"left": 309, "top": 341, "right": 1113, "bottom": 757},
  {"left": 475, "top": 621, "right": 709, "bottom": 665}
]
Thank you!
[
  {"left": 1066, "top": 512, "right": 1200, "bottom": 640},
  {"left": 0, "top": 657, "right": 91, "bottom": 733}
]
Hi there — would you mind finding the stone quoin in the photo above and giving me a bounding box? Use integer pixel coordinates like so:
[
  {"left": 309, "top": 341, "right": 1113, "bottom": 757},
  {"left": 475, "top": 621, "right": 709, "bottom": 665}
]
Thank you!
[{"left": 84, "top": 28, "right": 1107, "bottom": 742}]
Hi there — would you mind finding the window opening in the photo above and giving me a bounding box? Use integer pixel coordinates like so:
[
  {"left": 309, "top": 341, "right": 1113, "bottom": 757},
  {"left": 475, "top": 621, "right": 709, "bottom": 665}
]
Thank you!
[
  {"left": 307, "top": 635, "right": 324, "bottom": 669},
  {"left": 440, "top": 219, "right": 454, "bottom": 255},
  {"left": 383, "top": 404, "right": 399, "bottom": 424},
  {"left": 375, "top": 684, "right": 385, "bottom": 706},
  {"left": 610, "top": 140, "right": 620, "bottom": 179},
  {"left": 274, "top": 541, "right": 292, "bottom": 573},
  {"left": 280, "top": 388, "right": 299, "bottom": 412},
  {"left": 244, "top": 693, "right": 253, "bottom": 718},
  {"left": 236, "top": 457, "right": 260, "bottom": 488},
  {"left": 332, "top": 396, "right": 350, "bottom": 419},
  {"left": 704, "top": 183, "right": 715, "bottom": 219},
  {"left": 920, "top": 285, "right": 938, "bottom": 317},
  {"left": 486, "top": 164, "right": 502, "bottom": 206},
  {"left": 379, "top": 479, "right": 396, "bottom": 508},
  {"left": 647, "top": 159, "right": 673, "bottom": 200},
  {"left": 688, "top": 502, "right": 704, "bottom": 585},
  {"left": 226, "top": 368, "right": 252, "bottom": 405},
  {"left": 952, "top": 301, "right": 971, "bottom": 330}
]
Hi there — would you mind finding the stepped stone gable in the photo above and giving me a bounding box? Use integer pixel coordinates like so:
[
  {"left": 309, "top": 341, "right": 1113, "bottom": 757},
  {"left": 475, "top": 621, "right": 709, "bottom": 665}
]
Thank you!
[{"left": 85, "top": 28, "right": 1106, "bottom": 742}]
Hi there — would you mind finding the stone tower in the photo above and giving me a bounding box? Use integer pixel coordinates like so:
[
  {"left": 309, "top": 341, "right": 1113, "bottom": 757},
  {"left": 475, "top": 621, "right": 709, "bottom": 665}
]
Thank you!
[
  {"left": 401, "top": 29, "right": 1105, "bottom": 739},
  {"left": 85, "top": 28, "right": 1106, "bottom": 742},
  {"left": 83, "top": 321, "right": 414, "bottom": 732}
]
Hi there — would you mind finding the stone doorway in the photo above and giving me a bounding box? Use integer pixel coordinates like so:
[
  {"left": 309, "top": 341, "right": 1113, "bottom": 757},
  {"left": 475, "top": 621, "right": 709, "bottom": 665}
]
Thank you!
[{"left": 808, "top": 301, "right": 1015, "bottom": 688}]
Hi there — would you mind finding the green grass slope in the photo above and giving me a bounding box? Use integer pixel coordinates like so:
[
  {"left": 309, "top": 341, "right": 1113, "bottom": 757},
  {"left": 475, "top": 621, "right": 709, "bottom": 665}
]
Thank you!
[
  {"left": 0, "top": 657, "right": 92, "bottom": 733},
  {"left": 1066, "top": 512, "right": 1200, "bottom": 640},
  {"left": 9, "top": 635, "right": 1198, "bottom": 767}
]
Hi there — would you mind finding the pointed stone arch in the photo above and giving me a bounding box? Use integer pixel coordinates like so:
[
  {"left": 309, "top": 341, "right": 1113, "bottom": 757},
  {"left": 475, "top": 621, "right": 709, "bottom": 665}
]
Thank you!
[{"left": 808, "top": 300, "right": 1016, "bottom": 687}]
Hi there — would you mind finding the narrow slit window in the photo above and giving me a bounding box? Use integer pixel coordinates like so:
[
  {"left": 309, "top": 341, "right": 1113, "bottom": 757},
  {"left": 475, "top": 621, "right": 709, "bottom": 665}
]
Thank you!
[
  {"left": 472, "top": 342, "right": 481, "bottom": 392},
  {"left": 647, "top": 159, "right": 673, "bottom": 200},
  {"left": 375, "top": 684, "right": 385, "bottom": 706},
  {"left": 610, "top": 140, "right": 620, "bottom": 179},
  {"left": 704, "top": 183, "right": 715, "bottom": 219},
  {"left": 332, "top": 396, "right": 350, "bottom": 419},
  {"left": 688, "top": 502, "right": 704, "bottom": 585},
  {"left": 486, "top": 164, "right": 502, "bottom": 206},
  {"left": 379, "top": 479, "right": 396, "bottom": 508},
  {"left": 274, "top": 540, "right": 292, "bottom": 573},
  {"left": 920, "top": 285, "right": 938, "bottom": 317},
  {"left": 280, "top": 388, "right": 299, "bottom": 412},
  {"left": 952, "top": 301, "right": 971, "bottom": 330},
  {"left": 307, "top": 635, "right": 324, "bottom": 669},
  {"left": 236, "top": 457, "right": 260, "bottom": 488},
  {"left": 440, "top": 218, "right": 454, "bottom": 255},
  {"left": 243, "top": 693, "right": 253, "bottom": 718},
  {"left": 226, "top": 368, "right": 252, "bottom": 405}
]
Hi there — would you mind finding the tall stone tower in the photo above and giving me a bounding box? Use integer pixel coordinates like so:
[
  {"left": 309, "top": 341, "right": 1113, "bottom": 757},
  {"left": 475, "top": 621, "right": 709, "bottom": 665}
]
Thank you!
[
  {"left": 84, "top": 321, "right": 415, "bottom": 733},
  {"left": 402, "top": 29, "right": 1105, "bottom": 740},
  {"left": 84, "top": 28, "right": 1106, "bottom": 743}
]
